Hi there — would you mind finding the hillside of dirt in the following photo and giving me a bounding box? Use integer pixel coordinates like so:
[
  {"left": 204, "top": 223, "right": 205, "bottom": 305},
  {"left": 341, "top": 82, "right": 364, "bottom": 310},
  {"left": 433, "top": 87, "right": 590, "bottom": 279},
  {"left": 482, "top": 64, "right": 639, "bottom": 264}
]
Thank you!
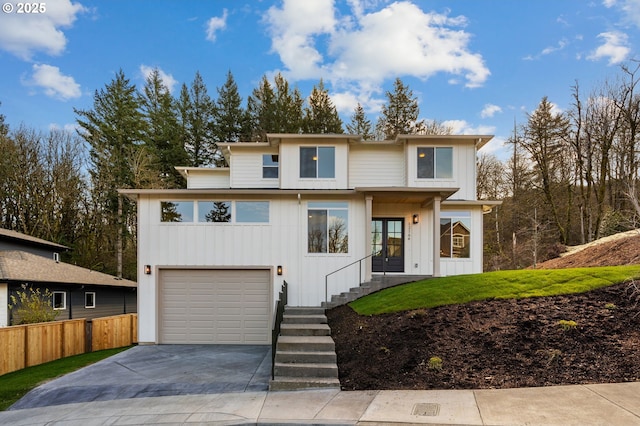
[{"left": 327, "top": 232, "right": 640, "bottom": 391}]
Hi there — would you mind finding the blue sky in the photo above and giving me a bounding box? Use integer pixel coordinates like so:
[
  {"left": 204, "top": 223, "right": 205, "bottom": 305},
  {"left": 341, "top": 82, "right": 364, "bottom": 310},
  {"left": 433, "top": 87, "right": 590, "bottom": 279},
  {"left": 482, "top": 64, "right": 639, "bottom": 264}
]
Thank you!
[{"left": 0, "top": 0, "right": 639, "bottom": 159}]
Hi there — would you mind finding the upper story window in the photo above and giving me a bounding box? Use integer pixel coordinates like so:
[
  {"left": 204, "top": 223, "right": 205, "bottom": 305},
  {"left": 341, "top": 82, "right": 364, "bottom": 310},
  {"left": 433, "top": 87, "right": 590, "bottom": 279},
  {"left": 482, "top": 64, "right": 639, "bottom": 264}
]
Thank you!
[
  {"left": 417, "top": 147, "right": 453, "bottom": 179},
  {"left": 161, "top": 201, "right": 193, "bottom": 222},
  {"left": 300, "top": 146, "right": 335, "bottom": 178},
  {"left": 263, "top": 154, "right": 279, "bottom": 179}
]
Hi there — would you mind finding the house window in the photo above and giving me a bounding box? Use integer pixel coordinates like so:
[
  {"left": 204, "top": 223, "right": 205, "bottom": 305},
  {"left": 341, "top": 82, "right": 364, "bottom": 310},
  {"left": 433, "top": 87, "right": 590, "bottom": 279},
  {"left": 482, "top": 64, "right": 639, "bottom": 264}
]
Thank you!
[
  {"left": 198, "top": 201, "right": 231, "bottom": 222},
  {"left": 440, "top": 211, "right": 471, "bottom": 258},
  {"left": 308, "top": 202, "right": 348, "bottom": 253},
  {"left": 85, "top": 292, "right": 96, "bottom": 309},
  {"left": 417, "top": 147, "right": 453, "bottom": 179},
  {"left": 300, "top": 147, "right": 335, "bottom": 178},
  {"left": 53, "top": 291, "right": 66, "bottom": 310},
  {"left": 161, "top": 201, "right": 193, "bottom": 222},
  {"left": 236, "top": 201, "right": 269, "bottom": 223},
  {"left": 263, "top": 154, "right": 279, "bottom": 179}
]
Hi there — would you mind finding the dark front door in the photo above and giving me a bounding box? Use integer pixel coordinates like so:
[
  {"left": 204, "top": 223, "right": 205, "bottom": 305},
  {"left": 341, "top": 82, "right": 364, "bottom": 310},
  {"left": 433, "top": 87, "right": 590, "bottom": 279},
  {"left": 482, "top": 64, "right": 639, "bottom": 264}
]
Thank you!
[{"left": 372, "top": 218, "right": 404, "bottom": 272}]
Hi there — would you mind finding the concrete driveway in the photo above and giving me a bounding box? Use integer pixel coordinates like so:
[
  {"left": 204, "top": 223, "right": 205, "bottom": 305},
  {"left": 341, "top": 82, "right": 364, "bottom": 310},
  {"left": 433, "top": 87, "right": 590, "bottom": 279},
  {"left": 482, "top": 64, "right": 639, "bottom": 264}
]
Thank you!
[{"left": 10, "top": 345, "right": 272, "bottom": 410}]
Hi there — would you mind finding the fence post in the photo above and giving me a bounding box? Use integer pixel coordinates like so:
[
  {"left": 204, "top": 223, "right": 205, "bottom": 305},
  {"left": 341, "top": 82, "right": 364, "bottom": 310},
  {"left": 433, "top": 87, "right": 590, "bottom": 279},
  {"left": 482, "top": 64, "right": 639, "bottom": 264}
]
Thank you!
[{"left": 85, "top": 319, "right": 93, "bottom": 353}]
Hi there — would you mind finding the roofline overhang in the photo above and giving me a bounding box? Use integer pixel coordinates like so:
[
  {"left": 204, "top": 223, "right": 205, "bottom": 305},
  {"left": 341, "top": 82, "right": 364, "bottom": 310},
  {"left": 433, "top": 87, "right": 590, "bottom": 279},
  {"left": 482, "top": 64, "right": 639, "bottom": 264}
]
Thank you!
[
  {"left": 395, "top": 134, "right": 494, "bottom": 150},
  {"left": 118, "top": 188, "right": 359, "bottom": 200}
]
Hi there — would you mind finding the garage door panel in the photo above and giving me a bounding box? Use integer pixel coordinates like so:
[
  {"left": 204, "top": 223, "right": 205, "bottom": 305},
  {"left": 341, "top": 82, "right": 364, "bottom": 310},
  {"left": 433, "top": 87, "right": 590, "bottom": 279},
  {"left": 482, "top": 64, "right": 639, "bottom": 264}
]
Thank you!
[{"left": 160, "top": 269, "right": 270, "bottom": 344}]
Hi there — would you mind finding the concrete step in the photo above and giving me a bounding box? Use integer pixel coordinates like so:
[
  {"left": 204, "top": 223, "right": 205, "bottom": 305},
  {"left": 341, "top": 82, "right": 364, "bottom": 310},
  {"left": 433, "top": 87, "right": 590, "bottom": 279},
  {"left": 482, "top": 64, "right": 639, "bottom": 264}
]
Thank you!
[
  {"left": 274, "top": 362, "right": 338, "bottom": 378},
  {"left": 282, "top": 314, "right": 327, "bottom": 324},
  {"left": 276, "top": 335, "right": 335, "bottom": 352},
  {"left": 275, "top": 350, "right": 337, "bottom": 364},
  {"left": 269, "top": 376, "right": 340, "bottom": 391},
  {"left": 284, "top": 306, "right": 326, "bottom": 316},
  {"left": 280, "top": 323, "right": 331, "bottom": 336}
]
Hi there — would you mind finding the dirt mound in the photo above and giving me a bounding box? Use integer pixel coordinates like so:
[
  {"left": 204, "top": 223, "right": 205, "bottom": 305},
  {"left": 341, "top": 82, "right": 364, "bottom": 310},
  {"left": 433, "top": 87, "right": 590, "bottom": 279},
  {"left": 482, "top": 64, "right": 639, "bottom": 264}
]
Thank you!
[
  {"left": 327, "top": 230, "right": 640, "bottom": 391},
  {"left": 536, "top": 230, "right": 640, "bottom": 269}
]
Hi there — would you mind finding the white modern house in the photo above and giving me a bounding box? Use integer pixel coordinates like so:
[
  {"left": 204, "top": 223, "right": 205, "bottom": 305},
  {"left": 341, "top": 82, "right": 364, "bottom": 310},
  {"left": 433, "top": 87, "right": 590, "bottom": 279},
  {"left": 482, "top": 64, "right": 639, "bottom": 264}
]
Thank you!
[{"left": 121, "top": 133, "right": 500, "bottom": 345}]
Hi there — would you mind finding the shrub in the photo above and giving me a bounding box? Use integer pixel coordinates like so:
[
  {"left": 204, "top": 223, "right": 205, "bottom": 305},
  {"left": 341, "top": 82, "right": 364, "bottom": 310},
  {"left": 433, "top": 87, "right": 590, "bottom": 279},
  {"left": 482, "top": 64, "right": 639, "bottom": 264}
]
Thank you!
[
  {"left": 557, "top": 320, "right": 577, "bottom": 330},
  {"left": 427, "top": 356, "right": 443, "bottom": 370},
  {"left": 9, "top": 284, "right": 59, "bottom": 324}
]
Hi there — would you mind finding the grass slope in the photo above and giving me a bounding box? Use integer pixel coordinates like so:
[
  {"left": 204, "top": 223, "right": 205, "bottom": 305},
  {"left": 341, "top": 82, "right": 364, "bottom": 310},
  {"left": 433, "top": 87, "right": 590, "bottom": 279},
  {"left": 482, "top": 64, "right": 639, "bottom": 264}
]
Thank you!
[
  {"left": 351, "top": 265, "right": 640, "bottom": 315},
  {"left": 0, "top": 347, "right": 130, "bottom": 411}
]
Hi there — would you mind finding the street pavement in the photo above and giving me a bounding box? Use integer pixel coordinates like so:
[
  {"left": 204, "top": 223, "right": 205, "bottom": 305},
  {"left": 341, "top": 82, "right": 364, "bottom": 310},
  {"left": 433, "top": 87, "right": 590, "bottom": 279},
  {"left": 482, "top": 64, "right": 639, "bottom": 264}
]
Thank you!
[{"left": 2, "top": 345, "right": 639, "bottom": 425}]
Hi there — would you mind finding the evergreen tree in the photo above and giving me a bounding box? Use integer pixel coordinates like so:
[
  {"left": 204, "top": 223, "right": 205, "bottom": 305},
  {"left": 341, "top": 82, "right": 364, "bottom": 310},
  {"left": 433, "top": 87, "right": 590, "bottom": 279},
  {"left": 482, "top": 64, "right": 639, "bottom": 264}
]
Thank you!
[
  {"left": 0, "top": 102, "right": 8, "bottom": 137},
  {"left": 376, "top": 77, "right": 422, "bottom": 139},
  {"left": 140, "top": 68, "right": 188, "bottom": 188},
  {"left": 247, "top": 73, "right": 304, "bottom": 141},
  {"left": 303, "top": 79, "right": 343, "bottom": 134},
  {"left": 74, "top": 69, "right": 144, "bottom": 278},
  {"left": 346, "top": 103, "right": 373, "bottom": 139},
  {"left": 179, "top": 71, "right": 219, "bottom": 166},
  {"left": 213, "top": 70, "right": 247, "bottom": 143}
]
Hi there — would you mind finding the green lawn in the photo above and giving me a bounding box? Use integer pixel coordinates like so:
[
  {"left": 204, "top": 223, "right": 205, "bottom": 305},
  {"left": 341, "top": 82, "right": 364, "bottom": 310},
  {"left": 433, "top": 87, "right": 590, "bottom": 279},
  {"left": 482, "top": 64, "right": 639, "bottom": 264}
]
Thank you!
[
  {"left": 350, "top": 265, "right": 640, "bottom": 315},
  {"left": 0, "top": 346, "right": 131, "bottom": 411}
]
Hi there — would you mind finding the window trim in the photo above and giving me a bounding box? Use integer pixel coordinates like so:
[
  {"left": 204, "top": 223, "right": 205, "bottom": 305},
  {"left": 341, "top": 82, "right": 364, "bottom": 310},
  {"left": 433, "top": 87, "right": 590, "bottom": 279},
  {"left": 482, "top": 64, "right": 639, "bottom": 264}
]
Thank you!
[
  {"left": 53, "top": 291, "right": 66, "bottom": 310},
  {"left": 85, "top": 292, "right": 96, "bottom": 309}
]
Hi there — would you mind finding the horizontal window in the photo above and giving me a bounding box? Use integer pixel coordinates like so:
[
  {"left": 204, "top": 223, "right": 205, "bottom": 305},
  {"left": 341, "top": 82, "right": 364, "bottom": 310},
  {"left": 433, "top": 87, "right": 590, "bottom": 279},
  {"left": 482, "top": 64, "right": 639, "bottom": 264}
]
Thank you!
[
  {"left": 236, "top": 201, "right": 269, "bottom": 223},
  {"left": 161, "top": 201, "right": 193, "bottom": 222},
  {"left": 198, "top": 201, "right": 231, "bottom": 223}
]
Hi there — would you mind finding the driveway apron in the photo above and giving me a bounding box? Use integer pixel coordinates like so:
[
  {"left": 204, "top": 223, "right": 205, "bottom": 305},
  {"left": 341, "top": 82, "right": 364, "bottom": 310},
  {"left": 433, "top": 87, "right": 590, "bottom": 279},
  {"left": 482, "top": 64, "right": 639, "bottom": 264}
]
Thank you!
[{"left": 10, "top": 345, "right": 272, "bottom": 410}]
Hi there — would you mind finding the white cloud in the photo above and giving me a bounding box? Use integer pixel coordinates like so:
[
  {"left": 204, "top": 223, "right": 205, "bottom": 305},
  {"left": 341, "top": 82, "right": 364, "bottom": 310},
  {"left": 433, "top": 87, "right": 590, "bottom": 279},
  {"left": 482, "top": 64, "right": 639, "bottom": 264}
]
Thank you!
[
  {"left": 588, "top": 31, "right": 630, "bottom": 65},
  {"left": 605, "top": 0, "right": 640, "bottom": 28},
  {"left": 206, "top": 9, "right": 228, "bottom": 42},
  {"left": 49, "top": 122, "right": 79, "bottom": 133},
  {"left": 25, "top": 64, "right": 81, "bottom": 100},
  {"left": 0, "top": 0, "right": 86, "bottom": 60},
  {"left": 481, "top": 104, "right": 502, "bottom": 119},
  {"left": 264, "top": 0, "right": 490, "bottom": 91},
  {"left": 139, "top": 65, "right": 178, "bottom": 93}
]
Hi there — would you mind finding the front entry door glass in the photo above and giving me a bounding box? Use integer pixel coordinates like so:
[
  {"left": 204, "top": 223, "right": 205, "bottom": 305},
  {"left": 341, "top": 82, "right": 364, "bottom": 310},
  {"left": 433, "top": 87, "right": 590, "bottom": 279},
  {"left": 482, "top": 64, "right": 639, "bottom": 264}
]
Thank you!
[{"left": 372, "top": 218, "right": 404, "bottom": 272}]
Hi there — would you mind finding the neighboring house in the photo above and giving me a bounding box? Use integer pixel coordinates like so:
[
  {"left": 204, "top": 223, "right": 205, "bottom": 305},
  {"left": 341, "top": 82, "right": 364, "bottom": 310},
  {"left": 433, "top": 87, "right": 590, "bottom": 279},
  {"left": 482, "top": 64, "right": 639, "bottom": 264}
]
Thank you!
[
  {"left": 121, "top": 134, "right": 501, "bottom": 345},
  {"left": 0, "top": 228, "right": 137, "bottom": 326}
]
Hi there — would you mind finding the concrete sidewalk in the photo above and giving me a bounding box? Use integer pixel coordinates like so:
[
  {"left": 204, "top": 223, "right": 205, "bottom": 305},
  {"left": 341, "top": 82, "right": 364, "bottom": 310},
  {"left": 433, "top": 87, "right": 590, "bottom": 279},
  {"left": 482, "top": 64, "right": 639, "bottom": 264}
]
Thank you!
[{"left": 1, "top": 382, "right": 639, "bottom": 425}]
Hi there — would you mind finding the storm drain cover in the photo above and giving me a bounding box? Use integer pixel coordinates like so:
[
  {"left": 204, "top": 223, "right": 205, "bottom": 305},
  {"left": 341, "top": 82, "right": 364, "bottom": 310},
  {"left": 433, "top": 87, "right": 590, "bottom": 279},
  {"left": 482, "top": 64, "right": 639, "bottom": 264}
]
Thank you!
[{"left": 412, "top": 403, "right": 440, "bottom": 417}]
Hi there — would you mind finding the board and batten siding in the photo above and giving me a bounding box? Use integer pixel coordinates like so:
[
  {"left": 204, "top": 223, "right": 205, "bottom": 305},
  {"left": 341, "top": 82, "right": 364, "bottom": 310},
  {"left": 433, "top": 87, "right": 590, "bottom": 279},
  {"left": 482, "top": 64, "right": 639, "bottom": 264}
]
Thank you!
[
  {"left": 136, "top": 194, "right": 367, "bottom": 343},
  {"left": 186, "top": 169, "right": 230, "bottom": 189},
  {"left": 406, "top": 143, "right": 477, "bottom": 200},
  {"left": 0, "top": 283, "right": 7, "bottom": 327},
  {"left": 229, "top": 151, "right": 279, "bottom": 189},
  {"left": 348, "top": 145, "right": 405, "bottom": 188}
]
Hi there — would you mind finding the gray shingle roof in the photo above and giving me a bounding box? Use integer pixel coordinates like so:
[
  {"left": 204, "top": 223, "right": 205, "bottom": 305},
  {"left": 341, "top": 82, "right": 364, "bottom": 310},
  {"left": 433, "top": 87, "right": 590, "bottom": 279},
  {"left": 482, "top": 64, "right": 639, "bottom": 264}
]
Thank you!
[
  {"left": 0, "top": 250, "right": 136, "bottom": 288},
  {"left": 0, "top": 228, "right": 69, "bottom": 250}
]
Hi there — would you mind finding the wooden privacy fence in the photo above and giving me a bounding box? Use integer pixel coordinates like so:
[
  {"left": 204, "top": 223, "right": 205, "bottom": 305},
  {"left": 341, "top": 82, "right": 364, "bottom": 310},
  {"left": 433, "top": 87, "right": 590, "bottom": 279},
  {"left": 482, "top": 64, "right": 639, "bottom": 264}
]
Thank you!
[{"left": 0, "top": 313, "right": 137, "bottom": 376}]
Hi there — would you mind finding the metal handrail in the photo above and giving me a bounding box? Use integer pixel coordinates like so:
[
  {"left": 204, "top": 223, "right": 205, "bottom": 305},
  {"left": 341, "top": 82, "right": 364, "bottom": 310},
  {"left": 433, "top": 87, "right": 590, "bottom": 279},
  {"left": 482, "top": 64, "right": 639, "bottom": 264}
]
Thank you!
[
  {"left": 325, "top": 253, "right": 374, "bottom": 304},
  {"left": 271, "top": 280, "right": 288, "bottom": 379}
]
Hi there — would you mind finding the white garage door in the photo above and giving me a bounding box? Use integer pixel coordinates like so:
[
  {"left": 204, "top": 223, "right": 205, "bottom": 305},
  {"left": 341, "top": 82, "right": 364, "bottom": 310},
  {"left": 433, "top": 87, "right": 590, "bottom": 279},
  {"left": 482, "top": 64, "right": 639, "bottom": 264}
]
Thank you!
[{"left": 159, "top": 269, "right": 271, "bottom": 344}]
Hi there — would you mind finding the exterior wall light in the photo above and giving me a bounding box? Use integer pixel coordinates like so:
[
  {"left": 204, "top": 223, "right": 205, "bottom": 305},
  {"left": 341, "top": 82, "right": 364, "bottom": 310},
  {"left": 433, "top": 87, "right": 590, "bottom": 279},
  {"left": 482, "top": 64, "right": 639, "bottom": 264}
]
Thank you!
[
  {"left": 144, "top": 265, "right": 152, "bottom": 275},
  {"left": 412, "top": 214, "right": 420, "bottom": 224},
  {"left": 277, "top": 265, "right": 283, "bottom": 276}
]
